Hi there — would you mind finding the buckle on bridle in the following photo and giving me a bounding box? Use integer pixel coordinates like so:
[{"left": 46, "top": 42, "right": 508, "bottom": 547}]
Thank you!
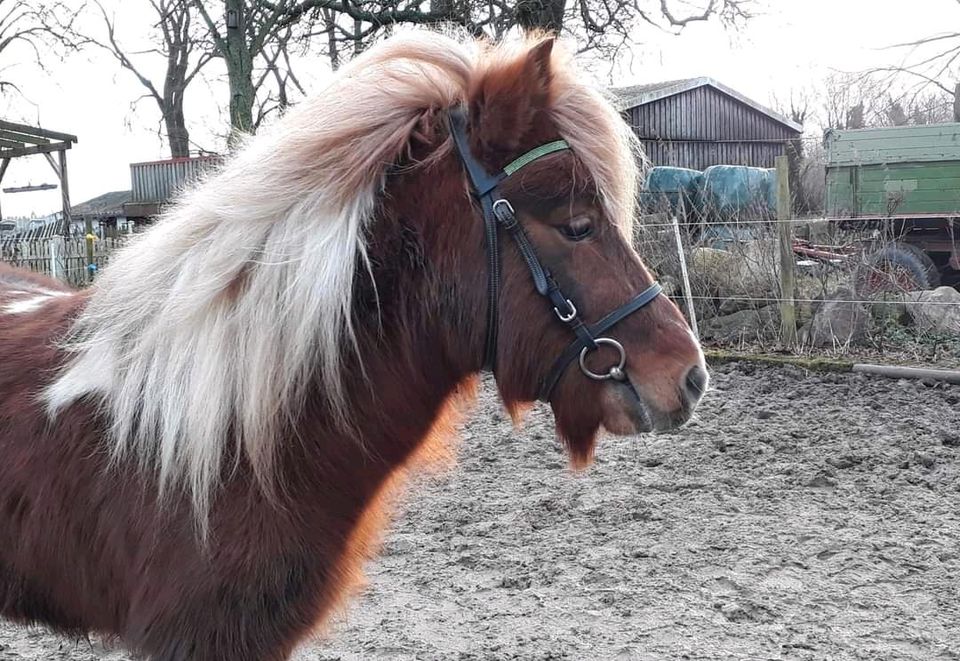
[
  {"left": 554, "top": 299, "right": 577, "bottom": 322},
  {"left": 491, "top": 199, "right": 517, "bottom": 228},
  {"left": 579, "top": 337, "right": 627, "bottom": 381}
]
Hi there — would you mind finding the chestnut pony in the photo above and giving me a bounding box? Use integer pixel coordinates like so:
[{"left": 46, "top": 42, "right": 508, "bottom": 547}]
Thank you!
[{"left": 0, "top": 32, "right": 705, "bottom": 659}]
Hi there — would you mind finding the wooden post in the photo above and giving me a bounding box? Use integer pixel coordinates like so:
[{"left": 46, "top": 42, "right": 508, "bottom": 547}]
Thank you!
[
  {"left": 58, "top": 149, "right": 72, "bottom": 239},
  {"left": 0, "top": 158, "right": 9, "bottom": 224},
  {"left": 775, "top": 155, "right": 797, "bottom": 346},
  {"left": 49, "top": 239, "right": 61, "bottom": 281}
]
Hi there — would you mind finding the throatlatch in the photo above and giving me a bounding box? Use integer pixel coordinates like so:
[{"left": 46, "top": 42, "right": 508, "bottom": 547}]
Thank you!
[{"left": 447, "top": 108, "right": 662, "bottom": 402}]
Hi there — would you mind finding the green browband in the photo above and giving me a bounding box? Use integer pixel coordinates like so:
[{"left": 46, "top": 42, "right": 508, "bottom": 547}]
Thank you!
[{"left": 502, "top": 140, "right": 571, "bottom": 176}]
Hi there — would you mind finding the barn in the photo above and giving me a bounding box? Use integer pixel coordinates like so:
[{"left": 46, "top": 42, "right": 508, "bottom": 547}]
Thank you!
[{"left": 613, "top": 77, "right": 802, "bottom": 170}]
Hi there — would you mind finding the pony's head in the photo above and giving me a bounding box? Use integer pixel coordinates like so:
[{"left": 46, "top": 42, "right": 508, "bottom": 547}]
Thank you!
[
  {"left": 366, "top": 34, "right": 707, "bottom": 464},
  {"left": 454, "top": 40, "right": 707, "bottom": 462}
]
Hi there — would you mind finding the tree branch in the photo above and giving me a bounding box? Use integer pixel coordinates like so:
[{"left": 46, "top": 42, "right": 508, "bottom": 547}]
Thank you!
[{"left": 91, "top": 1, "right": 163, "bottom": 105}]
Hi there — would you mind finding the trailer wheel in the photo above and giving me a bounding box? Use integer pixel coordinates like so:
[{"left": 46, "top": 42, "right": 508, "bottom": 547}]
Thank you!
[{"left": 855, "top": 242, "right": 941, "bottom": 295}]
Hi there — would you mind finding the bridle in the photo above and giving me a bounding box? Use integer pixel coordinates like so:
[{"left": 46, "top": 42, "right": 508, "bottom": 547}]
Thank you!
[{"left": 447, "top": 108, "right": 663, "bottom": 402}]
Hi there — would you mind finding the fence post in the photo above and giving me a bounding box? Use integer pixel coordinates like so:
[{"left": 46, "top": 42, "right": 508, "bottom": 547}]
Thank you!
[
  {"left": 85, "top": 217, "right": 96, "bottom": 284},
  {"left": 672, "top": 212, "right": 699, "bottom": 339},
  {"left": 48, "top": 237, "right": 64, "bottom": 282},
  {"left": 775, "top": 155, "right": 797, "bottom": 346}
]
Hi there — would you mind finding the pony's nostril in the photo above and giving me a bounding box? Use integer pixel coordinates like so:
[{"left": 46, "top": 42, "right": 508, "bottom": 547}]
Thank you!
[{"left": 683, "top": 364, "right": 708, "bottom": 404}]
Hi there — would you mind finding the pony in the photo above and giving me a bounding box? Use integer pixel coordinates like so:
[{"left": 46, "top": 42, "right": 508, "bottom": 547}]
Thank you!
[{"left": 0, "top": 31, "right": 706, "bottom": 660}]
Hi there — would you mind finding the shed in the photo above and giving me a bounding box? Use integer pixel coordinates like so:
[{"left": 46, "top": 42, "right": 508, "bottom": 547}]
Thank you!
[
  {"left": 71, "top": 190, "right": 133, "bottom": 236},
  {"left": 613, "top": 77, "right": 802, "bottom": 170},
  {"left": 123, "top": 155, "right": 221, "bottom": 222}
]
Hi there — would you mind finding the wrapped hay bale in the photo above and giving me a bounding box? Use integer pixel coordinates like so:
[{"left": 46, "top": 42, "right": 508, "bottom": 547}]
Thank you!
[
  {"left": 642, "top": 166, "right": 703, "bottom": 219},
  {"left": 700, "top": 165, "right": 776, "bottom": 221}
]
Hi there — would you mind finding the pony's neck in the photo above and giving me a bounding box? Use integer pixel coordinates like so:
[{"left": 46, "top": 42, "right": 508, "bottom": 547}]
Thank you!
[{"left": 278, "top": 158, "right": 488, "bottom": 494}]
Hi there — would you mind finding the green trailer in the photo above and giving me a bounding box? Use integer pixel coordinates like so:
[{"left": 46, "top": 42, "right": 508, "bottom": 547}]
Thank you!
[{"left": 825, "top": 123, "right": 960, "bottom": 289}]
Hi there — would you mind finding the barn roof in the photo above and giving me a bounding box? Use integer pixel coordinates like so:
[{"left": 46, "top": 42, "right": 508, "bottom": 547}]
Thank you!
[{"left": 612, "top": 77, "right": 802, "bottom": 134}]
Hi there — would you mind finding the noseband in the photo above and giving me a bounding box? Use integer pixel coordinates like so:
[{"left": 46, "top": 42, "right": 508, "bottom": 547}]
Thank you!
[{"left": 447, "top": 108, "right": 662, "bottom": 402}]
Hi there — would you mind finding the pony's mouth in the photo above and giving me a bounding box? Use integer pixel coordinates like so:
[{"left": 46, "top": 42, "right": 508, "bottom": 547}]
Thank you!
[
  {"left": 601, "top": 376, "right": 697, "bottom": 436},
  {"left": 600, "top": 377, "right": 654, "bottom": 435}
]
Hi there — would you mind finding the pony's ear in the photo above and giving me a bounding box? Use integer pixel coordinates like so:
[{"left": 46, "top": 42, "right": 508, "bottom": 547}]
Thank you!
[{"left": 468, "top": 38, "right": 554, "bottom": 155}]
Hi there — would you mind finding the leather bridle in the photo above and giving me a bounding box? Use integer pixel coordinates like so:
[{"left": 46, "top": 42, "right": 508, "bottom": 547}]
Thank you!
[{"left": 447, "top": 108, "right": 663, "bottom": 403}]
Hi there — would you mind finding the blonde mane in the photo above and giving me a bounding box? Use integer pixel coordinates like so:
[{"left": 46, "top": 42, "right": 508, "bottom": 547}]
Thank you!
[{"left": 43, "top": 29, "right": 640, "bottom": 519}]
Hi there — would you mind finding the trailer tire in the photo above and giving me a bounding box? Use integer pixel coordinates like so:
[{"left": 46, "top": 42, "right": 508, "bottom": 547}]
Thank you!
[{"left": 855, "top": 242, "right": 941, "bottom": 295}]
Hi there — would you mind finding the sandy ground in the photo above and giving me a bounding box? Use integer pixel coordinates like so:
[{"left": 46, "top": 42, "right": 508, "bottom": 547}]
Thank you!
[{"left": 2, "top": 362, "right": 959, "bottom": 660}]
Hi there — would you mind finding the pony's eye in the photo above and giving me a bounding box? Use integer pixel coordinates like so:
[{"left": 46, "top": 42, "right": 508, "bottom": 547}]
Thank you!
[{"left": 559, "top": 216, "right": 593, "bottom": 241}]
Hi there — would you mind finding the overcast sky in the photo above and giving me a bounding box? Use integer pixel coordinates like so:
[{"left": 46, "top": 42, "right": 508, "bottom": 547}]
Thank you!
[{"left": 2, "top": 0, "right": 957, "bottom": 217}]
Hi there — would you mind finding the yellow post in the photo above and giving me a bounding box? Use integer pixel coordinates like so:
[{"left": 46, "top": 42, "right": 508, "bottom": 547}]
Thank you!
[{"left": 85, "top": 221, "right": 96, "bottom": 284}]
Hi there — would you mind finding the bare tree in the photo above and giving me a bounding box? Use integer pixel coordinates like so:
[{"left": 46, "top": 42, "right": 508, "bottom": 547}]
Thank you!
[
  {"left": 869, "top": 8, "right": 960, "bottom": 123},
  {"left": 0, "top": 0, "right": 84, "bottom": 98},
  {"left": 772, "top": 89, "right": 825, "bottom": 215},
  {"left": 252, "top": 22, "right": 308, "bottom": 129},
  {"left": 883, "top": 90, "right": 953, "bottom": 126},
  {"left": 819, "top": 72, "right": 885, "bottom": 130},
  {"left": 195, "top": 0, "right": 331, "bottom": 143},
  {"left": 191, "top": 0, "right": 755, "bottom": 141},
  {"left": 819, "top": 71, "right": 953, "bottom": 132},
  {"left": 90, "top": 0, "right": 214, "bottom": 157},
  {"left": 282, "top": 0, "right": 754, "bottom": 61},
  {"left": 783, "top": 96, "right": 812, "bottom": 215}
]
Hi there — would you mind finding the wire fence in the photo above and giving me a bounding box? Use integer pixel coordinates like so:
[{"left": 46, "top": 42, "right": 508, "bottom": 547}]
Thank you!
[{"left": 635, "top": 183, "right": 960, "bottom": 366}]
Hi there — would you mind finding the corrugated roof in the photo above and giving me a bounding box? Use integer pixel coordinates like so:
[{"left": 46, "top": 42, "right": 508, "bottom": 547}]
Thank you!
[
  {"left": 71, "top": 190, "right": 131, "bottom": 217},
  {"left": 612, "top": 77, "right": 802, "bottom": 133},
  {"left": 613, "top": 78, "right": 701, "bottom": 104}
]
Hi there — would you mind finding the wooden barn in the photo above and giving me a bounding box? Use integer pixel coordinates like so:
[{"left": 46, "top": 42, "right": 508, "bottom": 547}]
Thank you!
[{"left": 614, "top": 77, "right": 802, "bottom": 170}]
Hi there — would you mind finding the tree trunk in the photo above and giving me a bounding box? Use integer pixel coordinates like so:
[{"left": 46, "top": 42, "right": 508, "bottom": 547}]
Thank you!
[
  {"left": 353, "top": 18, "right": 363, "bottom": 57},
  {"left": 225, "top": 0, "right": 255, "bottom": 144},
  {"left": 954, "top": 82, "right": 960, "bottom": 123},
  {"left": 162, "top": 52, "right": 191, "bottom": 158},
  {"left": 515, "top": 0, "right": 566, "bottom": 34},
  {"left": 785, "top": 139, "right": 806, "bottom": 215},
  {"left": 165, "top": 108, "right": 191, "bottom": 157},
  {"left": 322, "top": 8, "right": 340, "bottom": 70}
]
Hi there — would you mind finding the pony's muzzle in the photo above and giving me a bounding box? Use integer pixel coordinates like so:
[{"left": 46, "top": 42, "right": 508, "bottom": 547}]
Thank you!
[{"left": 602, "top": 361, "right": 708, "bottom": 435}]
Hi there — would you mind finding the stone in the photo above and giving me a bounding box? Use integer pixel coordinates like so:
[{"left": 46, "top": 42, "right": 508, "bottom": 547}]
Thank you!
[
  {"left": 904, "top": 287, "right": 960, "bottom": 335},
  {"left": 718, "top": 295, "right": 757, "bottom": 315},
  {"left": 808, "top": 294, "right": 873, "bottom": 347},
  {"left": 701, "top": 305, "right": 780, "bottom": 343}
]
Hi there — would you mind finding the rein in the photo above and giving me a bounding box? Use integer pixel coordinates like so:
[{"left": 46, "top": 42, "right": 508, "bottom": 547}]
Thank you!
[{"left": 447, "top": 108, "right": 662, "bottom": 402}]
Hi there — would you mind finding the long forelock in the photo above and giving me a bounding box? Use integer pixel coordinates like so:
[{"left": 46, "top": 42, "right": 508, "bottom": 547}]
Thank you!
[{"left": 42, "top": 28, "right": 640, "bottom": 521}]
